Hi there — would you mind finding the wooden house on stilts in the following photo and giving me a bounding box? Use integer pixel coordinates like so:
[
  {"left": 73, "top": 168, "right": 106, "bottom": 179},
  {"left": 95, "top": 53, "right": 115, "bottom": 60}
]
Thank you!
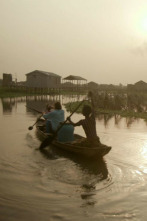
[{"left": 62, "top": 75, "right": 87, "bottom": 91}]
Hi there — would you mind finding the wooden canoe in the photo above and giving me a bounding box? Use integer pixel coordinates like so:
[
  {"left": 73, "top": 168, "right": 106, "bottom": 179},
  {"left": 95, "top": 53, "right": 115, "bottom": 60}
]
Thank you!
[{"left": 36, "top": 119, "right": 112, "bottom": 158}]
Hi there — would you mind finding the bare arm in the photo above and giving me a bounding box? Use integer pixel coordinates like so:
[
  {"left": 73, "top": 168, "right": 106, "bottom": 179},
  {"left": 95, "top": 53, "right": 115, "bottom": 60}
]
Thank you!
[{"left": 67, "top": 117, "right": 82, "bottom": 127}]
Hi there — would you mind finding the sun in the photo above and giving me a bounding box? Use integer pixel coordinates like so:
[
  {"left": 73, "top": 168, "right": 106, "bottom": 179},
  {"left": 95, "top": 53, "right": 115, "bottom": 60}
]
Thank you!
[
  {"left": 141, "top": 17, "right": 147, "bottom": 33},
  {"left": 128, "top": 10, "right": 147, "bottom": 38},
  {"left": 136, "top": 14, "right": 147, "bottom": 37}
]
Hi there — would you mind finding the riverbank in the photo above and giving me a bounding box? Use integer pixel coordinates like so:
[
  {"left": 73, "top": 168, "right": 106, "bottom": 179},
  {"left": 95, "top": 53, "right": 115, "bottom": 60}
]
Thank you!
[
  {"left": 65, "top": 101, "right": 147, "bottom": 121},
  {"left": 0, "top": 87, "right": 86, "bottom": 98}
]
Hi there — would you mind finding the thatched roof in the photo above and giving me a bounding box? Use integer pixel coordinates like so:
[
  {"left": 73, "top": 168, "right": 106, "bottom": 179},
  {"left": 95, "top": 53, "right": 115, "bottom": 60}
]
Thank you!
[{"left": 63, "top": 75, "right": 87, "bottom": 81}]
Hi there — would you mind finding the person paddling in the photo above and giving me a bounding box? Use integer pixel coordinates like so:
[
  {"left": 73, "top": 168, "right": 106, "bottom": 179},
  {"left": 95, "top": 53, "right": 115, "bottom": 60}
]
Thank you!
[{"left": 67, "top": 92, "right": 101, "bottom": 146}]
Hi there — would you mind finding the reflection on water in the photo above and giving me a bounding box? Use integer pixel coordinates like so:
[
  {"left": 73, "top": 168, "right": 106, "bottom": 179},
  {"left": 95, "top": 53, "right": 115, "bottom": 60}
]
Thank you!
[
  {"left": 1, "top": 95, "right": 147, "bottom": 129},
  {"left": 39, "top": 146, "right": 110, "bottom": 208},
  {"left": 40, "top": 147, "right": 108, "bottom": 177},
  {"left": 1, "top": 95, "right": 61, "bottom": 114},
  {"left": 140, "top": 143, "right": 147, "bottom": 174}
]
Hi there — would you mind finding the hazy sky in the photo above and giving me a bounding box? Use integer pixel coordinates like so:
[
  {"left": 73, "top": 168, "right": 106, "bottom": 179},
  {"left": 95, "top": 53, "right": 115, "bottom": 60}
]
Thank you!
[{"left": 1, "top": 0, "right": 147, "bottom": 85}]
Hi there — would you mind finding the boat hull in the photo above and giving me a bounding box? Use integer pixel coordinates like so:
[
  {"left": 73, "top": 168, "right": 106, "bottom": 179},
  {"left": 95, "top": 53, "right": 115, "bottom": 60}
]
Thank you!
[{"left": 36, "top": 120, "right": 111, "bottom": 158}]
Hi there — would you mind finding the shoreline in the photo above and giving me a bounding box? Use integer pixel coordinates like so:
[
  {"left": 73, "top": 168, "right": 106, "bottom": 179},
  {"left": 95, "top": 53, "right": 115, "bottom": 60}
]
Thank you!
[
  {"left": 0, "top": 87, "right": 86, "bottom": 98},
  {"left": 65, "top": 101, "right": 147, "bottom": 121}
]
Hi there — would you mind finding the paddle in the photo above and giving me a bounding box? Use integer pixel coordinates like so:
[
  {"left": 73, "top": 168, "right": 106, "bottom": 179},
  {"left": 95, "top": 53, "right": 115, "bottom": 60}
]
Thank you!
[
  {"left": 26, "top": 106, "right": 42, "bottom": 114},
  {"left": 39, "top": 98, "right": 86, "bottom": 149},
  {"left": 28, "top": 114, "right": 43, "bottom": 130},
  {"left": 26, "top": 106, "right": 44, "bottom": 130}
]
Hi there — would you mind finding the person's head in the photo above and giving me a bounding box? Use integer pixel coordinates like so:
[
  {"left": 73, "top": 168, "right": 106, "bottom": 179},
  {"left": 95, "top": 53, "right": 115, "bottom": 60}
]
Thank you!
[
  {"left": 46, "top": 104, "right": 53, "bottom": 112},
  {"left": 82, "top": 105, "right": 92, "bottom": 117},
  {"left": 54, "top": 102, "right": 62, "bottom": 110}
]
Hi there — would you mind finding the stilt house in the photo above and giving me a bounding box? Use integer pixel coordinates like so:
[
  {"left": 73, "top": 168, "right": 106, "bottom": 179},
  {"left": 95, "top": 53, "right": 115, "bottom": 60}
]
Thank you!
[{"left": 26, "top": 70, "right": 61, "bottom": 88}]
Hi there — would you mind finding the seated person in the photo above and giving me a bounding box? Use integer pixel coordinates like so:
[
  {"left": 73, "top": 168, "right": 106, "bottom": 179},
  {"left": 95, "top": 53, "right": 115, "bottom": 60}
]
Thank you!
[
  {"left": 42, "top": 104, "right": 53, "bottom": 133},
  {"left": 57, "top": 123, "right": 74, "bottom": 143},
  {"left": 43, "top": 102, "right": 65, "bottom": 133},
  {"left": 45, "top": 104, "right": 53, "bottom": 114}
]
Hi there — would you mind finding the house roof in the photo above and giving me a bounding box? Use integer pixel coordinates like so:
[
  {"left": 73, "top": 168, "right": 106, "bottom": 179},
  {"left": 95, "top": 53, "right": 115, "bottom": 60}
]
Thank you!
[
  {"left": 63, "top": 75, "right": 87, "bottom": 81},
  {"left": 88, "top": 81, "right": 98, "bottom": 85},
  {"left": 26, "top": 70, "right": 61, "bottom": 78},
  {"left": 134, "top": 80, "right": 147, "bottom": 85}
]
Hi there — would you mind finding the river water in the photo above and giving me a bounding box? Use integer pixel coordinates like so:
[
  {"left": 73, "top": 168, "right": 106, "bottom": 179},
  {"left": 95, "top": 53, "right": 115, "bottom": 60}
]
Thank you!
[{"left": 0, "top": 95, "right": 147, "bottom": 221}]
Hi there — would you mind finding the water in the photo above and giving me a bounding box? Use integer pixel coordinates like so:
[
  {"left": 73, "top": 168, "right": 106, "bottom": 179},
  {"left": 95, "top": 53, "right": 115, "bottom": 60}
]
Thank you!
[{"left": 0, "top": 95, "right": 147, "bottom": 221}]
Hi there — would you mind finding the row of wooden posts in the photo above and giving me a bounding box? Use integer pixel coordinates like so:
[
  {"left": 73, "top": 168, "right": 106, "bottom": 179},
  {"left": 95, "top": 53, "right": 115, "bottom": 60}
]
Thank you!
[{"left": 7, "top": 85, "right": 88, "bottom": 93}]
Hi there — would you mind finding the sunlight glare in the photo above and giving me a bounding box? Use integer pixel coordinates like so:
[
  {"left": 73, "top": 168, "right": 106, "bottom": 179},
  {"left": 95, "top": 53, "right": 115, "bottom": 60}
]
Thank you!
[
  {"left": 139, "top": 142, "right": 147, "bottom": 174},
  {"left": 142, "top": 142, "right": 147, "bottom": 160},
  {"left": 129, "top": 10, "right": 147, "bottom": 38},
  {"left": 140, "top": 17, "right": 147, "bottom": 33}
]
